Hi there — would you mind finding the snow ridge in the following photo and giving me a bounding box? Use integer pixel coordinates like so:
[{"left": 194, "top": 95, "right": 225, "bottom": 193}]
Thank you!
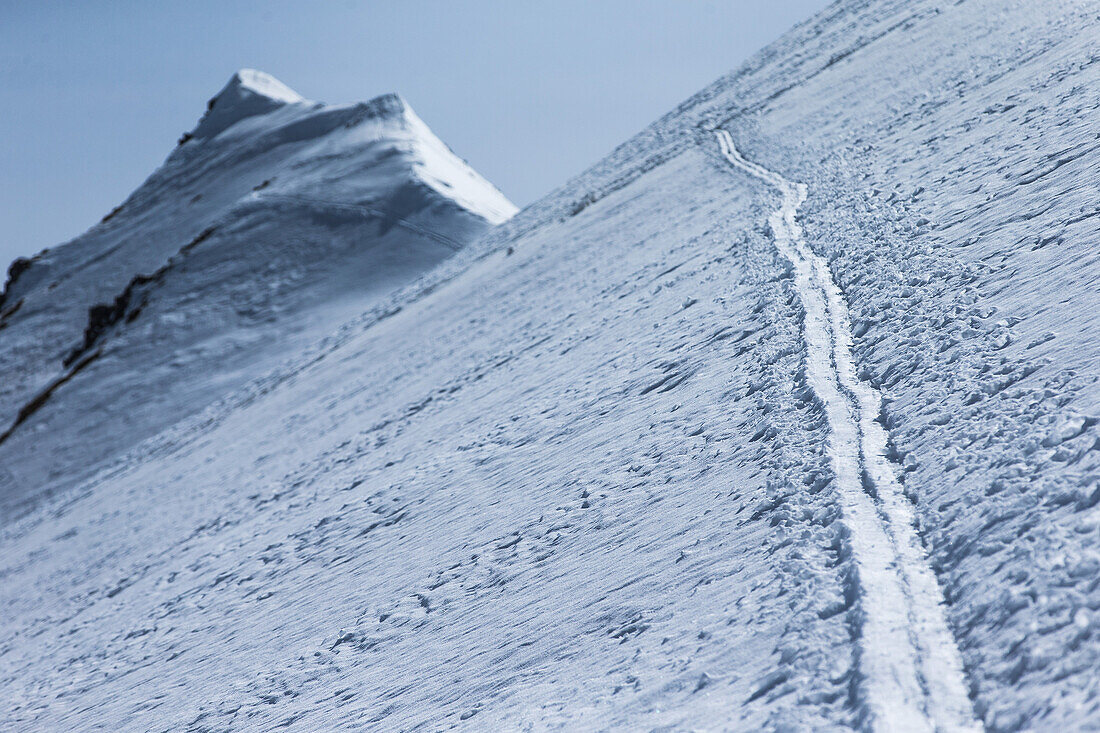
[{"left": 715, "top": 129, "right": 979, "bottom": 732}]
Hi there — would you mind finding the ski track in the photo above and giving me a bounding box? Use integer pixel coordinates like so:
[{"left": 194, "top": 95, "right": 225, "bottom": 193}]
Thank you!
[{"left": 715, "top": 129, "right": 980, "bottom": 732}]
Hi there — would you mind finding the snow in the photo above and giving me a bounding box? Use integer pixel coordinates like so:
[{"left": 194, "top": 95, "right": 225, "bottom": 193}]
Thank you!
[
  {"left": 718, "top": 128, "right": 976, "bottom": 731},
  {"left": 0, "top": 71, "right": 516, "bottom": 516},
  {"left": 403, "top": 107, "right": 518, "bottom": 225},
  {"left": 191, "top": 69, "right": 310, "bottom": 140},
  {"left": 2, "top": 1, "right": 1100, "bottom": 730},
  {"left": 233, "top": 68, "right": 307, "bottom": 104}
]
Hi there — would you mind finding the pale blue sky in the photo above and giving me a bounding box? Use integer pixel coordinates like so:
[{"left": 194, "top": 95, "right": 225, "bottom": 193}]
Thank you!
[{"left": 0, "top": 1, "right": 828, "bottom": 266}]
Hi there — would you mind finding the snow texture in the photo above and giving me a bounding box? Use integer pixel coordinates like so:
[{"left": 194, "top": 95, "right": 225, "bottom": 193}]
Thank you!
[
  {"left": 2, "top": 1, "right": 1099, "bottom": 731},
  {"left": 717, "top": 128, "right": 977, "bottom": 732}
]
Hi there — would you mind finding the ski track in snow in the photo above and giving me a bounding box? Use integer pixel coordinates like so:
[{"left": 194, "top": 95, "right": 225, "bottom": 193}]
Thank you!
[{"left": 715, "top": 129, "right": 979, "bottom": 732}]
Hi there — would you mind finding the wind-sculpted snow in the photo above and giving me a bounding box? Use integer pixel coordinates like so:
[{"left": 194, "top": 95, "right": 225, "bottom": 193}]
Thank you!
[
  {"left": 4, "top": 151, "right": 861, "bottom": 730},
  {"left": 2, "top": 0, "right": 1099, "bottom": 730}
]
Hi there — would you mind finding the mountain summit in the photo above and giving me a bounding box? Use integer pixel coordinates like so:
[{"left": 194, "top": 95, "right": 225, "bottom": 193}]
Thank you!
[
  {"left": 190, "top": 68, "right": 309, "bottom": 140},
  {"left": 0, "top": 71, "right": 516, "bottom": 512}
]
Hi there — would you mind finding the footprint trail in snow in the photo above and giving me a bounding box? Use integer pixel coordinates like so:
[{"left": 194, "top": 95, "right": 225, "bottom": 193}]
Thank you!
[{"left": 715, "top": 129, "right": 980, "bottom": 732}]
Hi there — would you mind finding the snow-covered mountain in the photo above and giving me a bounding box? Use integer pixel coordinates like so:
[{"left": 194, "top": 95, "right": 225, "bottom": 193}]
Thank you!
[
  {"left": 2, "top": 2, "right": 1099, "bottom": 731},
  {"left": 0, "top": 69, "right": 515, "bottom": 515}
]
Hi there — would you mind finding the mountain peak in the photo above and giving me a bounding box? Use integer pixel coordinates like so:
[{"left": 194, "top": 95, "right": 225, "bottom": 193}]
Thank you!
[
  {"left": 189, "top": 69, "right": 310, "bottom": 141},
  {"left": 225, "top": 69, "right": 305, "bottom": 105}
]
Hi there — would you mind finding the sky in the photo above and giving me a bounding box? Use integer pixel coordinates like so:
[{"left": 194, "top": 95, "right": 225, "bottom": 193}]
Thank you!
[{"left": 0, "top": 0, "right": 829, "bottom": 268}]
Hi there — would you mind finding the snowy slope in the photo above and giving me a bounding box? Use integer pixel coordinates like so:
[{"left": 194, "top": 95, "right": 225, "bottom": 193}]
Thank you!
[
  {"left": 3, "top": 2, "right": 1100, "bottom": 731},
  {"left": 0, "top": 70, "right": 516, "bottom": 516}
]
